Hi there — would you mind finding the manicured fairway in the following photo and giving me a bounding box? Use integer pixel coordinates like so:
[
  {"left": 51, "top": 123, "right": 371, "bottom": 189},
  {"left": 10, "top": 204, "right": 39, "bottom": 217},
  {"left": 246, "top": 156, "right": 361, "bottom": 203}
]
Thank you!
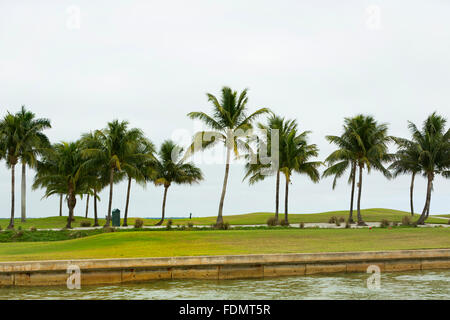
[
  {"left": 0, "top": 208, "right": 446, "bottom": 230},
  {"left": 0, "top": 228, "right": 448, "bottom": 262}
]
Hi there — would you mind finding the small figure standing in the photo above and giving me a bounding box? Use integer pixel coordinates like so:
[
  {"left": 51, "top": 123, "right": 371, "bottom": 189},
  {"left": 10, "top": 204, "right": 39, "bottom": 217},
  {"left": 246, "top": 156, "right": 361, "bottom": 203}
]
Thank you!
[{"left": 189, "top": 213, "right": 192, "bottom": 219}]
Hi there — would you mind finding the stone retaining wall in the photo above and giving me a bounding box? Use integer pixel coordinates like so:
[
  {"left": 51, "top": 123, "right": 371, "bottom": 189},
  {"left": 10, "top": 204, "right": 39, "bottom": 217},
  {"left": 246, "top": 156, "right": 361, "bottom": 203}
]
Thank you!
[{"left": 0, "top": 249, "right": 449, "bottom": 287}]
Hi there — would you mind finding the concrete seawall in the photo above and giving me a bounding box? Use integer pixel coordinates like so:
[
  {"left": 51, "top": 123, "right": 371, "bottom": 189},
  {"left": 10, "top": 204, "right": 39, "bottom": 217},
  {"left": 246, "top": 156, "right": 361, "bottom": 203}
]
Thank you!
[{"left": 0, "top": 249, "right": 449, "bottom": 287}]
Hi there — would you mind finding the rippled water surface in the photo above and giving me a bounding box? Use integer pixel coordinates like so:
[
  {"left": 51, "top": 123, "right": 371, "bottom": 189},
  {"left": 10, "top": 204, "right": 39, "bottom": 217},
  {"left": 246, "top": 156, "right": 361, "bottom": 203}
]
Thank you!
[{"left": 1, "top": 270, "right": 449, "bottom": 300}]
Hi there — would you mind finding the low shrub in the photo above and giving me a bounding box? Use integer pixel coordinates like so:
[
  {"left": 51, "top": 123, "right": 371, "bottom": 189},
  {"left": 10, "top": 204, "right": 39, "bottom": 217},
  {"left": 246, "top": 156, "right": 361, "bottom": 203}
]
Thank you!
[
  {"left": 338, "top": 217, "right": 345, "bottom": 223},
  {"left": 392, "top": 221, "right": 399, "bottom": 227},
  {"left": 29, "top": 226, "right": 37, "bottom": 232},
  {"left": 279, "top": 219, "right": 289, "bottom": 226},
  {"left": 134, "top": 218, "right": 144, "bottom": 229},
  {"left": 299, "top": 222, "right": 305, "bottom": 229},
  {"left": 103, "top": 226, "right": 116, "bottom": 233},
  {"left": 17, "top": 226, "right": 22, "bottom": 231},
  {"left": 69, "top": 231, "right": 83, "bottom": 239},
  {"left": 12, "top": 230, "right": 24, "bottom": 239},
  {"left": 335, "top": 220, "right": 341, "bottom": 227},
  {"left": 402, "top": 216, "right": 412, "bottom": 226},
  {"left": 267, "top": 217, "right": 279, "bottom": 227},
  {"left": 214, "top": 222, "right": 230, "bottom": 230},
  {"left": 448, "top": 219, "right": 450, "bottom": 225},
  {"left": 187, "top": 222, "right": 194, "bottom": 229},
  {"left": 380, "top": 219, "right": 390, "bottom": 228},
  {"left": 166, "top": 219, "right": 173, "bottom": 230},
  {"left": 80, "top": 221, "right": 91, "bottom": 228},
  {"left": 328, "top": 216, "right": 337, "bottom": 224}
]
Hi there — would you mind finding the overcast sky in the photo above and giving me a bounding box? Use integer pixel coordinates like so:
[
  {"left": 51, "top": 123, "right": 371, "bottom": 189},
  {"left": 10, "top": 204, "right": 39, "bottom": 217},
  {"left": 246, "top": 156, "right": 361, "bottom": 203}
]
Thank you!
[{"left": 0, "top": 0, "right": 449, "bottom": 219}]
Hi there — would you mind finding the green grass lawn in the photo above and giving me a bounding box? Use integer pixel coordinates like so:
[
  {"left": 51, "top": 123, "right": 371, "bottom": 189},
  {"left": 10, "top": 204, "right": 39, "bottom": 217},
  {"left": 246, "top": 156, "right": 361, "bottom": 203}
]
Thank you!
[
  {"left": 0, "top": 228, "right": 448, "bottom": 262},
  {"left": 0, "top": 208, "right": 445, "bottom": 230}
]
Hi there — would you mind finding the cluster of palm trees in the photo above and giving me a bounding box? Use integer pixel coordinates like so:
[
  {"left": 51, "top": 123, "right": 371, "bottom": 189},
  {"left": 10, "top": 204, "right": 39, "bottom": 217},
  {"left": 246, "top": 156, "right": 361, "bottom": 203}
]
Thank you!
[{"left": 1, "top": 87, "right": 449, "bottom": 229}]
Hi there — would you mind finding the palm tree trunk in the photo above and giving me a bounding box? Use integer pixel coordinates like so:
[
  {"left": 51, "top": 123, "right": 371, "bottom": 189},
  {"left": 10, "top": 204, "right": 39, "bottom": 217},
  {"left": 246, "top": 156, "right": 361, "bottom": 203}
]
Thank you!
[
  {"left": 275, "top": 170, "right": 280, "bottom": 221},
  {"left": 284, "top": 175, "right": 289, "bottom": 224},
  {"left": 217, "top": 147, "right": 231, "bottom": 225},
  {"left": 85, "top": 194, "right": 90, "bottom": 218},
  {"left": 410, "top": 172, "right": 416, "bottom": 216},
  {"left": 417, "top": 173, "right": 433, "bottom": 225},
  {"left": 21, "top": 163, "right": 26, "bottom": 222},
  {"left": 356, "top": 164, "right": 367, "bottom": 226},
  {"left": 59, "top": 194, "right": 63, "bottom": 216},
  {"left": 8, "top": 164, "right": 16, "bottom": 229},
  {"left": 123, "top": 176, "right": 132, "bottom": 226},
  {"left": 156, "top": 186, "right": 169, "bottom": 226},
  {"left": 93, "top": 189, "right": 99, "bottom": 227},
  {"left": 66, "top": 191, "right": 76, "bottom": 229},
  {"left": 348, "top": 162, "right": 356, "bottom": 223},
  {"left": 105, "top": 167, "right": 114, "bottom": 227}
]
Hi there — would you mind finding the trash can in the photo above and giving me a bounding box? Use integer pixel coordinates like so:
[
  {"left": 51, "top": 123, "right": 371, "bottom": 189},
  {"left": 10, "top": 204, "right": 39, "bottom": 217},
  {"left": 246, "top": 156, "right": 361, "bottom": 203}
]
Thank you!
[{"left": 112, "top": 209, "right": 121, "bottom": 227}]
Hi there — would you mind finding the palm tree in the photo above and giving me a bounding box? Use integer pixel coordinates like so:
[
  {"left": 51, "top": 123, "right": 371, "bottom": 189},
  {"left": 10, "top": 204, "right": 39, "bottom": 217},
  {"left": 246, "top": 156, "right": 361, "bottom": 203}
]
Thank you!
[
  {"left": 152, "top": 140, "right": 203, "bottom": 226},
  {"left": 322, "top": 126, "right": 359, "bottom": 223},
  {"left": 121, "top": 138, "right": 155, "bottom": 226},
  {"left": 33, "top": 142, "right": 93, "bottom": 229},
  {"left": 15, "top": 106, "right": 51, "bottom": 222},
  {"left": 389, "top": 137, "right": 421, "bottom": 216},
  {"left": 186, "top": 87, "right": 269, "bottom": 225},
  {"left": 408, "top": 113, "right": 450, "bottom": 224},
  {"left": 344, "top": 115, "right": 393, "bottom": 225},
  {"left": 279, "top": 126, "right": 321, "bottom": 224},
  {"left": 82, "top": 120, "right": 148, "bottom": 227},
  {"left": 243, "top": 114, "right": 296, "bottom": 221},
  {"left": 0, "top": 112, "right": 22, "bottom": 229}
]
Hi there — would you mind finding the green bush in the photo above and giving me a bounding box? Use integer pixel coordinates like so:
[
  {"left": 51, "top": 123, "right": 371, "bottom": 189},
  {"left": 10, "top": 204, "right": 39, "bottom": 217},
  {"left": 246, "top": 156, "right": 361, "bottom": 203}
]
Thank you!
[
  {"left": 166, "top": 219, "right": 173, "bottom": 230},
  {"left": 267, "top": 217, "right": 279, "bottom": 227},
  {"left": 134, "top": 218, "right": 144, "bottom": 228},
  {"left": 402, "top": 216, "right": 412, "bottom": 226},
  {"left": 80, "top": 221, "right": 91, "bottom": 228},
  {"left": 380, "top": 219, "right": 390, "bottom": 228},
  {"left": 17, "top": 226, "right": 22, "bottom": 231},
  {"left": 335, "top": 220, "right": 341, "bottom": 227},
  {"left": 338, "top": 217, "right": 345, "bottom": 223},
  {"left": 447, "top": 219, "right": 450, "bottom": 225},
  {"left": 29, "top": 226, "right": 37, "bottom": 232},
  {"left": 214, "top": 222, "right": 230, "bottom": 230},
  {"left": 328, "top": 216, "right": 337, "bottom": 224},
  {"left": 103, "top": 226, "right": 116, "bottom": 233},
  {"left": 299, "top": 222, "right": 305, "bottom": 229},
  {"left": 187, "top": 222, "right": 194, "bottom": 229},
  {"left": 279, "top": 219, "right": 289, "bottom": 226}
]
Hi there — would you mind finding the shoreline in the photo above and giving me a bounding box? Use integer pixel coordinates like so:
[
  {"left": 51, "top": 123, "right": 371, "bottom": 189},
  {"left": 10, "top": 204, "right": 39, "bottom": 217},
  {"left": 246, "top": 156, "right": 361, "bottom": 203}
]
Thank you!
[{"left": 1, "top": 249, "right": 449, "bottom": 287}]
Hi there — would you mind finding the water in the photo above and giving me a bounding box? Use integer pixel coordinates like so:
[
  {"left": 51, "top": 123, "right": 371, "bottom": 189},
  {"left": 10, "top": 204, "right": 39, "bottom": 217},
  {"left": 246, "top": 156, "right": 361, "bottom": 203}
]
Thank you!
[{"left": 1, "top": 270, "right": 449, "bottom": 300}]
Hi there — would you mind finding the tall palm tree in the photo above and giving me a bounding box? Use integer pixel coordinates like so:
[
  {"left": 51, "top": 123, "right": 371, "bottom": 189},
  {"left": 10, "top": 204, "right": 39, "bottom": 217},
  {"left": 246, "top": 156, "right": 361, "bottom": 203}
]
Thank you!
[
  {"left": 0, "top": 112, "right": 22, "bottom": 229},
  {"left": 152, "top": 140, "right": 203, "bottom": 226},
  {"left": 186, "top": 86, "right": 269, "bottom": 225},
  {"left": 33, "top": 142, "right": 93, "bottom": 229},
  {"left": 82, "top": 120, "right": 148, "bottom": 227},
  {"left": 15, "top": 106, "right": 51, "bottom": 222},
  {"left": 243, "top": 114, "right": 296, "bottom": 221},
  {"left": 408, "top": 113, "right": 450, "bottom": 224},
  {"left": 322, "top": 127, "right": 359, "bottom": 223},
  {"left": 121, "top": 138, "right": 155, "bottom": 226},
  {"left": 389, "top": 137, "right": 421, "bottom": 216},
  {"left": 344, "top": 115, "right": 393, "bottom": 226},
  {"left": 279, "top": 126, "right": 321, "bottom": 224}
]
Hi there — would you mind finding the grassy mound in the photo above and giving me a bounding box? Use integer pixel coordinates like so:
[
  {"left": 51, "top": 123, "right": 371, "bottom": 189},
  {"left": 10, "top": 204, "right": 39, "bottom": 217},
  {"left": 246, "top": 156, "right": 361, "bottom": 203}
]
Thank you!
[{"left": 0, "top": 227, "right": 448, "bottom": 262}]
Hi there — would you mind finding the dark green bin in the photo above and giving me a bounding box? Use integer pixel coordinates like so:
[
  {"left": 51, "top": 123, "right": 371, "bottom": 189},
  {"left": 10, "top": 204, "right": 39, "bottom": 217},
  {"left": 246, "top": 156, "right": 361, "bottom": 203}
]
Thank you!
[{"left": 112, "top": 209, "right": 121, "bottom": 227}]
